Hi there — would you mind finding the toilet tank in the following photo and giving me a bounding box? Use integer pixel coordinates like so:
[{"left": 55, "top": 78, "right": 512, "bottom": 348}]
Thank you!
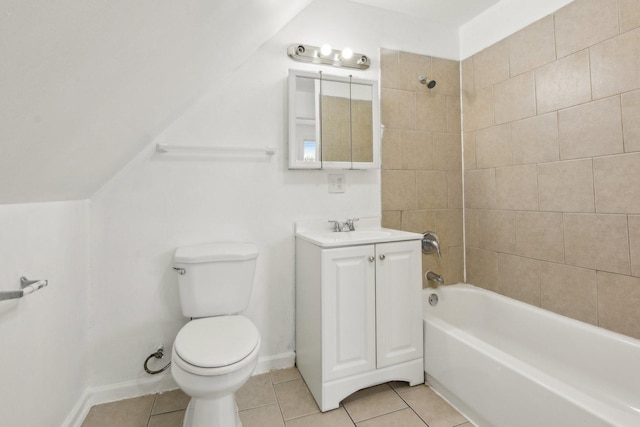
[{"left": 173, "top": 242, "right": 258, "bottom": 318}]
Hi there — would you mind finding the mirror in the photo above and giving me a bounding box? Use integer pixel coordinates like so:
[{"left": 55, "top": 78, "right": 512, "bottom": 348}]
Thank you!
[{"left": 288, "top": 70, "right": 379, "bottom": 170}]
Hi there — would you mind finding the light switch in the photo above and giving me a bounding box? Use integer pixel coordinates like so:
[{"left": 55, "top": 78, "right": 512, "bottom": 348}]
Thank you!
[{"left": 328, "top": 174, "right": 346, "bottom": 193}]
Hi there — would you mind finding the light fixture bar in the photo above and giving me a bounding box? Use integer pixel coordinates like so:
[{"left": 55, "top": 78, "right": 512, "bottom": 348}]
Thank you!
[{"left": 287, "top": 44, "right": 370, "bottom": 70}]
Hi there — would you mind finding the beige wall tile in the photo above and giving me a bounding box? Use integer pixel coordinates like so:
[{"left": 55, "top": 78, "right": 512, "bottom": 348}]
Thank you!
[
  {"left": 400, "top": 210, "right": 435, "bottom": 233},
  {"left": 597, "top": 271, "right": 640, "bottom": 339},
  {"left": 511, "top": 112, "right": 559, "bottom": 165},
  {"left": 554, "top": 0, "right": 619, "bottom": 58},
  {"left": 563, "top": 213, "right": 630, "bottom": 274},
  {"left": 398, "top": 51, "right": 432, "bottom": 93},
  {"left": 477, "top": 209, "right": 516, "bottom": 253},
  {"left": 473, "top": 39, "right": 510, "bottom": 90},
  {"left": 435, "top": 209, "right": 464, "bottom": 247},
  {"left": 461, "top": 57, "right": 474, "bottom": 95},
  {"left": 621, "top": 90, "right": 640, "bottom": 152},
  {"left": 540, "top": 262, "right": 597, "bottom": 325},
  {"left": 508, "top": 15, "right": 556, "bottom": 76},
  {"left": 416, "top": 93, "right": 447, "bottom": 132},
  {"left": 464, "top": 169, "right": 496, "bottom": 209},
  {"left": 619, "top": 0, "right": 640, "bottom": 32},
  {"left": 432, "top": 57, "right": 461, "bottom": 97},
  {"left": 465, "top": 208, "right": 479, "bottom": 248},
  {"left": 495, "top": 164, "right": 538, "bottom": 211},
  {"left": 590, "top": 28, "right": 640, "bottom": 99},
  {"left": 381, "top": 128, "right": 401, "bottom": 170},
  {"left": 381, "top": 88, "right": 415, "bottom": 130},
  {"left": 629, "top": 215, "right": 640, "bottom": 277},
  {"left": 515, "top": 211, "right": 565, "bottom": 262},
  {"left": 466, "top": 247, "right": 498, "bottom": 291},
  {"left": 463, "top": 131, "right": 477, "bottom": 170},
  {"left": 558, "top": 96, "right": 623, "bottom": 160},
  {"left": 594, "top": 153, "right": 640, "bottom": 214},
  {"left": 416, "top": 171, "right": 447, "bottom": 209},
  {"left": 497, "top": 253, "right": 541, "bottom": 306},
  {"left": 462, "top": 86, "right": 494, "bottom": 132},
  {"left": 382, "top": 170, "right": 416, "bottom": 210},
  {"left": 433, "top": 133, "right": 462, "bottom": 171},
  {"left": 494, "top": 71, "right": 536, "bottom": 124},
  {"left": 382, "top": 211, "right": 401, "bottom": 229},
  {"left": 447, "top": 96, "right": 462, "bottom": 133},
  {"left": 447, "top": 170, "right": 463, "bottom": 209},
  {"left": 537, "top": 159, "right": 595, "bottom": 212},
  {"left": 475, "top": 124, "right": 512, "bottom": 169},
  {"left": 380, "top": 48, "right": 399, "bottom": 90},
  {"left": 535, "top": 50, "right": 591, "bottom": 114},
  {"left": 448, "top": 246, "right": 465, "bottom": 284},
  {"left": 401, "top": 130, "right": 433, "bottom": 170}
]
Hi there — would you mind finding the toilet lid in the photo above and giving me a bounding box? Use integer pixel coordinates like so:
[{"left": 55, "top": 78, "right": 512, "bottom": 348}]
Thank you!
[{"left": 174, "top": 316, "right": 260, "bottom": 368}]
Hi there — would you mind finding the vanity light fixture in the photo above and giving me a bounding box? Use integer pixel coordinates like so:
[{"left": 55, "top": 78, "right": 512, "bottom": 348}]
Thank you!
[{"left": 287, "top": 43, "right": 370, "bottom": 69}]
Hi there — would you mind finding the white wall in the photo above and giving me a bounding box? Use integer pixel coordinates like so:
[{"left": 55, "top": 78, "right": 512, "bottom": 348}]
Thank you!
[
  {"left": 0, "top": 201, "right": 90, "bottom": 427},
  {"left": 88, "top": 0, "right": 459, "bottom": 390},
  {"left": 459, "top": 0, "right": 575, "bottom": 58}
]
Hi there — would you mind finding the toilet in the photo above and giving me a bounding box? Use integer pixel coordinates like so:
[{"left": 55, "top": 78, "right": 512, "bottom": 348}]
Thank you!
[{"left": 171, "top": 242, "right": 261, "bottom": 427}]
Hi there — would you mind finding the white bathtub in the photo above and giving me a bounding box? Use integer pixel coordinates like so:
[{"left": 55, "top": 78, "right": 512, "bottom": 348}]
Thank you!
[{"left": 423, "top": 284, "right": 640, "bottom": 427}]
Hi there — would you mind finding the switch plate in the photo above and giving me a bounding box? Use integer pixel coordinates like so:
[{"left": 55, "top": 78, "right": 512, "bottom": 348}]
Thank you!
[{"left": 328, "top": 174, "right": 346, "bottom": 193}]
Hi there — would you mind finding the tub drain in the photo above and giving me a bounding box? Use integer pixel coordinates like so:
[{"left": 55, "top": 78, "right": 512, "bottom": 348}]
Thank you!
[{"left": 429, "top": 294, "right": 439, "bottom": 306}]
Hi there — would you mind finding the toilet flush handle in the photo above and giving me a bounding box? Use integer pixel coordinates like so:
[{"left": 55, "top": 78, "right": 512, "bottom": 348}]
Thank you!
[{"left": 173, "top": 267, "right": 186, "bottom": 275}]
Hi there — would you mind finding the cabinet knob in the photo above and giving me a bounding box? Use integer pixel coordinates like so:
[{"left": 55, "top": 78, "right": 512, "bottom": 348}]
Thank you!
[
  {"left": 379, "top": 254, "right": 386, "bottom": 260},
  {"left": 368, "top": 256, "right": 375, "bottom": 262}
]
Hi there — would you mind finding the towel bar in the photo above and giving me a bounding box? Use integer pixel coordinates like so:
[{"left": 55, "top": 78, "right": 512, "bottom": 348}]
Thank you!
[{"left": 0, "top": 277, "right": 48, "bottom": 301}]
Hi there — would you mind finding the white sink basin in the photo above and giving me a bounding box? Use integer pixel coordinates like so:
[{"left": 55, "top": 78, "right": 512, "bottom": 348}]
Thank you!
[{"left": 296, "top": 227, "right": 422, "bottom": 248}]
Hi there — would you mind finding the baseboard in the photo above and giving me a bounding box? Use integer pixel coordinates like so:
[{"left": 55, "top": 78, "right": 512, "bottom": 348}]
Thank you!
[
  {"left": 254, "top": 351, "right": 296, "bottom": 375},
  {"left": 63, "top": 374, "right": 178, "bottom": 427},
  {"left": 63, "top": 352, "right": 296, "bottom": 426}
]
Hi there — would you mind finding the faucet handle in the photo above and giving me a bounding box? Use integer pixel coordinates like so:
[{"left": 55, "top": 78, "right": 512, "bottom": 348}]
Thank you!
[
  {"left": 328, "top": 220, "right": 341, "bottom": 232},
  {"left": 422, "top": 231, "right": 443, "bottom": 258},
  {"left": 346, "top": 217, "right": 360, "bottom": 231}
]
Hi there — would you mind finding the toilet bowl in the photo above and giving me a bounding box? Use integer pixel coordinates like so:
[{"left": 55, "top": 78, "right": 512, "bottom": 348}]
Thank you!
[{"left": 172, "top": 315, "right": 261, "bottom": 427}]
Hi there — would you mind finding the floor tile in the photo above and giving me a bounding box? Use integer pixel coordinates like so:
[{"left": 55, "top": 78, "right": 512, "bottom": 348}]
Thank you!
[
  {"left": 342, "top": 384, "right": 408, "bottom": 422},
  {"left": 387, "top": 381, "right": 413, "bottom": 392},
  {"left": 147, "top": 410, "right": 184, "bottom": 427},
  {"left": 398, "top": 385, "right": 468, "bottom": 427},
  {"left": 285, "top": 407, "right": 354, "bottom": 427},
  {"left": 151, "top": 389, "right": 190, "bottom": 415},
  {"left": 356, "top": 408, "right": 427, "bottom": 426},
  {"left": 273, "top": 378, "right": 320, "bottom": 420},
  {"left": 236, "top": 373, "right": 277, "bottom": 410},
  {"left": 81, "top": 395, "right": 154, "bottom": 427},
  {"left": 239, "top": 403, "right": 285, "bottom": 427},
  {"left": 270, "top": 366, "right": 302, "bottom": 384}
]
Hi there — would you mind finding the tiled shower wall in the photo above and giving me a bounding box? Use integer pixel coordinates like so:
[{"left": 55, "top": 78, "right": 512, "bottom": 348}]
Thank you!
[
  {"left": 463, "top": 0, "right": 640, "bottom": 339},
  {"left": 380, "top": 49, "right": 463, "bottom": 286}
]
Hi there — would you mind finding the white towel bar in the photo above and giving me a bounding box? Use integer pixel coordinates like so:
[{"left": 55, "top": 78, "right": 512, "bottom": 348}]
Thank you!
[{"left": 156, "top": 143, "right": 276, "bottom": 156}]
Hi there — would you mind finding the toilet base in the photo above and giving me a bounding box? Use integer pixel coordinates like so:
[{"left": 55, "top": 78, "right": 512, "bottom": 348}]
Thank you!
[{"left": 183, "top": 395, "right": 242, "bottom": 427}]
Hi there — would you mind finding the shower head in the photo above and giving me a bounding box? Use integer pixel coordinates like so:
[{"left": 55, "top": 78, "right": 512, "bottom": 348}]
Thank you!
[{"left": 419, "top": 76, "right": 436, "bottom": 89}]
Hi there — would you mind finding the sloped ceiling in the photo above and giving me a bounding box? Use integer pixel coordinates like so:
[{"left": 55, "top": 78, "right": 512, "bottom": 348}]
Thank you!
[{"left": 0, "top": 0, "right": 312, "bottom": 204}]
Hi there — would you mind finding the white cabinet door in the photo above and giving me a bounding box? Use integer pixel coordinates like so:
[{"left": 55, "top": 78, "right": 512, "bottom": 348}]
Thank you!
[
  {"left": 375, "top": 240, "right": 423, "bottom": 369},
  {"left": 321, "top": 245, "right": 376, "bottom": 381}
]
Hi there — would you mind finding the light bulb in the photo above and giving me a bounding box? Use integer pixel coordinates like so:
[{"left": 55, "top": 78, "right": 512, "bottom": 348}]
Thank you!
[
  {"left": 320, "top": 44, "right": 332, "bottom": 57},
  {"left": 341, "top": 47, "right": 354, "bottom": 60}
]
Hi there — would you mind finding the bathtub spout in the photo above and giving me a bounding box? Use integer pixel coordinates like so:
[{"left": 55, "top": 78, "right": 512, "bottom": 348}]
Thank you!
[{"left": 426, "top": 270, "right": 444, "bottom": 286}]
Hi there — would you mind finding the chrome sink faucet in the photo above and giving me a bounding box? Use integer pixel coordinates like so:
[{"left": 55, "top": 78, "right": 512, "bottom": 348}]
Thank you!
[{"left": 328, "top": 218, "right": 359, "bottom": 232}]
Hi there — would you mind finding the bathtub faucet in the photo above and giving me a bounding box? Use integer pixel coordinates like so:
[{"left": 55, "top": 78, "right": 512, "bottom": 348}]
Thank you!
[{"left": 425, "top": 270, "right": 444, "bottom": 287}]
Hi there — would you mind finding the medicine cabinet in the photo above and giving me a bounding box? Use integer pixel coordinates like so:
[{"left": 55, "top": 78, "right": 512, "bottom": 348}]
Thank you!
[{"left": 288, "top": 69, "right": 380, "bottom": 170}]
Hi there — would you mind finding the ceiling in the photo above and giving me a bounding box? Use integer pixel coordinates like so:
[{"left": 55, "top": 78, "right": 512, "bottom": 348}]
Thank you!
[{"left": 351, "top": 0, "right": 502, "bottom": 26}]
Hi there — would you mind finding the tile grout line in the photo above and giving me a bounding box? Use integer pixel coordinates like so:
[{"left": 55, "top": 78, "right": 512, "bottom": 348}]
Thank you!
[{"left": 391, "top": 386, "right": 430, "bottom": 427}]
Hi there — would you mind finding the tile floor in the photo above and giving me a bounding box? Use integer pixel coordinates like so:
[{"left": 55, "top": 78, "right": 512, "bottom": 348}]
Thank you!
[{"left": 81, "top": 367, "right": 471, "bottom": 427}]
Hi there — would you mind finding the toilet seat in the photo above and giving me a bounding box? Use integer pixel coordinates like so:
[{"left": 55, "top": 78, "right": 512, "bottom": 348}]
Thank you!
[{"left": 173, "top": 315, "right": 260, "bottom": 376}]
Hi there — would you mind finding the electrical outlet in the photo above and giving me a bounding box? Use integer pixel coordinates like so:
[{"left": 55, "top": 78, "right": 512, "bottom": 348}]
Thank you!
[{"left": 328, "top": 174, "right": 346, "bottom": 193}]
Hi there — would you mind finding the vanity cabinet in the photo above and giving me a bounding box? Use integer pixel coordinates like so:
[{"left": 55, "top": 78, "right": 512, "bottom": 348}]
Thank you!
[{"left": 295, "top": 238, "right": 424, "bottom": 411}]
